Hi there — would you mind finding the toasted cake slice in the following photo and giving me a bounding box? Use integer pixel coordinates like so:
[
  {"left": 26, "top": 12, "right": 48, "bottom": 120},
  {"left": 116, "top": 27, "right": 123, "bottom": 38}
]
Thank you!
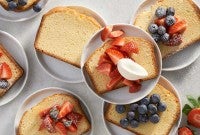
[
  {"left": 105, "top": 84, "right": 180, "bottom": 135},
  {"left": 84, "top": 36, "right": 159, "bottom": 94},
  {"left": 0, "top": 44, "right": 23, "bottom": 97},
  {"left": 0, "top": 0, "right": 40, "bottom": 11},
  {"left": 134, "top": 0, "right": 200, "bottom": 58},
  {"left": 35, "top": 7, "right": 102, "bottom": 68},
  {"left": 18, "top": 93, "right": 91, "bottom": 135}
]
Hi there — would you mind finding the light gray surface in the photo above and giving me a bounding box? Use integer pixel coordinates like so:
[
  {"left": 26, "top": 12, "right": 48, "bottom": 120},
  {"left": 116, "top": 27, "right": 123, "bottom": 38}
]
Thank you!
[{"left": 0, "top": 0, "right": 199, "bottom": 135}]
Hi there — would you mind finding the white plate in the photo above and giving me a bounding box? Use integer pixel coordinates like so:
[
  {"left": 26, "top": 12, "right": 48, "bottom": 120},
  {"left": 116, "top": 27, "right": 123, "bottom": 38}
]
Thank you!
[
  {"left": 35, "top": 6, "right": 106, "bottom": 83},
  {"left": 130, "top": 0, "right": 200, "bottom": 71},
  {"left": 81, "top": 24, "right": 162, "bottom": 104},
  {"left": 14, "top": 87, "right": 93, "bottom": 135},
  {"left": 0, "top": 0, "right": 48, "bottom": 22},
  {"left": 0, "top": 30, "right": 28, "bottom": 106},
  {"left": 102, "top": 76, "right": 182, "bottom": 135}
]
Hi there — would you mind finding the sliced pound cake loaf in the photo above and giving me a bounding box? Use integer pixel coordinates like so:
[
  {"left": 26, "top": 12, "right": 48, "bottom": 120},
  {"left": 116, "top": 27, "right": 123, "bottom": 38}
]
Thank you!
[
  {"left": 35, "top": 7, "right": 102, "bottom": 68},
  {"left": 105, "top": 84, "right": 180, "bottom": 135},
  {"left": 134, "top": 0, "right": 200, "bottom": 58}
]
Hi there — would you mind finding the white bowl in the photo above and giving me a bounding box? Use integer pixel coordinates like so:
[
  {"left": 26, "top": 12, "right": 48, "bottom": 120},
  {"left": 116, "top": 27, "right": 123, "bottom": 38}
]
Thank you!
[
  {"left": 81, "top": 24, "right": 162, "bottom": 104},
  {"left": 35, "top": 6, "right": 106, "bottom": 83},
  {"left": 0, "top": 30, "right": 28, "bottom": 106},
  {"left": 14, "top": 87, "right": 93, "bottom": 135},
  {"left": 102, "top": 76, "right": 182, "bottom": 135}
]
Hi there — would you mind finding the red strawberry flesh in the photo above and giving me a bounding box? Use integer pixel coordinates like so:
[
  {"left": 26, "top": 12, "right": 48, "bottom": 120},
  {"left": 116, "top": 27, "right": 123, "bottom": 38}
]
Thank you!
[
  {"left": 106, "top": 75, "right": 123, "bottom": 90},
  {"left": 168, "top": 20, "right": 187, "bottom": 35},
  {"left": 101, "top": 25, "right": 113, "bottom": 41},
  {"left": 58, "top": 101, "right": 74, "bottom": 119},
  {"left": 187, "top": 108, "right": 200, "bottom": 128},
  {"left": 106, "top": 48, "right": 124, "bottom": 65},
  {"left": 55, "top": 122, "right": 67, "bottom": 135},
  {"left": 111, "top": 37, "right": 125, "bottom": 46},
  {"left": 0, "top": 62, "right": 12, "bottom": 79},
  {"left": 96, "top": 63, "right": 112, "bottom": 76},
  {"left": 178, "top": 126, "right": 193, "bottom": 135},
  {"left": 108, "top": 30, "right": 124, "bottom": 38},
  {"left": 120, "top": 41, "right": 139, "bottom": 54}
]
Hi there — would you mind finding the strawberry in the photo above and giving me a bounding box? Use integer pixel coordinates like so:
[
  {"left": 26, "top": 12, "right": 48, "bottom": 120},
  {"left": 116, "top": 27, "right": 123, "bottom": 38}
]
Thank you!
[
  {"left": 67, "top": 124, "right": 77, "bottom": 132},
  {"left": 96, "top": 63, "right": 112, "bottom": 76},
  {"left": 106, "top": 75, "right": 123, "bottom": 90},
  {"left": 129, "top": 81, "right": 141, "bottom": 93},
  {"left": 55, "top": 122, "right": 67, "bottom": 135},
  {"left": 111, "top": 37, "right": 125, "bottom": 46},
  {"left": 120, "top": 41, "right": 139, "bottom": 54},
  {"left": 0, "top": 62, "right": 12, "bottom": 79},
  {"left": 122, "top": 79, "right": 134, "bottom": 86},
  {"left": 178, "top": 127, "right": 193, "bottom": 135},
  {"left": 101, "top": 25, "right": 113, "bottom": 41},
  {"left": 108, "top": 30, "right": 124, "bottom": 38},
  {"left": 66, "top": 112, "right": 82, "bottom": 127},
  {"left": 155, "top": 18, "right": 166, "bottom": 26},
  {"left": 109, "top": 68, "right": 121, "bottom": 79},
  {"left": 187, "top": 108, "right": 200, "bottom": 128},
  {"left": 0, "top": 53, "right": 2, "bottom": 57},
  {"left": 43, "top": 115, "right": 55, "bottom": 133},
  {"left": 98, "top": 54, "right": 112, "bottom": 65},
  {"left": 39, "top": 107, "right": 51, "bottom": 118},
  {"left": 168, "top": 20, "right": 187, "bottom": 35},
  {"left": 106, "top": 48, "right": 124, "bottom": 65},
  {"left": 58, "top": 101, "right": 74, "bottom": 119},
  {"left": 39, "top": 121, "right": 45, "bottom": 131}
]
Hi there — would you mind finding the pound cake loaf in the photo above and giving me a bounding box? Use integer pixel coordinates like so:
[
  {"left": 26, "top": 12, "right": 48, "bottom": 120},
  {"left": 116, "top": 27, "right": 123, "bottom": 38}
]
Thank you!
[
  {"left": 0, "top": 44, "right": 23, "bottom": 97},
  {"left": 18, "top": 93, "right": 91, "bottom": 135},
  {"left": 134, "top": 0, "right": 200, "bottom": 58},
  {"left": 105, "top": 84, "right": 180, "bottom": 135},
  {"left": 84, "top": 36, "right": 159, "bottom": 94},
  {"left": 35, "top": 7, "right": 102, "bottom": 68}
]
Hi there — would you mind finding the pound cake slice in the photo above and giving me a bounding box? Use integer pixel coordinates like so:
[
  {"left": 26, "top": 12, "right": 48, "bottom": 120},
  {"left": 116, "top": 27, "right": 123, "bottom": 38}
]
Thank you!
[
  {"left": 18, "top": 93, "right": 91, "bottom": 135},
  {"left": 105, "top": 84, "right": 180, "bottom": 135},
  {"left": 134, "top": 0, "right": 200, "bottom": 58},
  {"left": 35, "top": 7, "right": 102, "bottom": 68},
  {"left": 0, "top": 44, "right": 23, "bottom": 97},
  {"left": 84, "top": 36, "right": 159, "bottom": 94}
]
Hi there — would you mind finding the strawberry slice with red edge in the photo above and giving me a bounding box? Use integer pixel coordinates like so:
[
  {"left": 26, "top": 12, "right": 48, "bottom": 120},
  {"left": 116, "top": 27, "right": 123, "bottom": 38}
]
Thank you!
[
  {"left": 120, "top": 41, "right": 139, "bottom": 54},
  {"left": 96, "top": 63, "right": 112, "bottom": 76},
  {"left": 98, "top": 54, "right": 112, "bottom": 65},
  {"left": 129, "top": 81, "right": 142, "bottom": 93},
  {"left": 107, "top": 75, "right": 123, "bottom": 90},
  {"left": 66, "top": 112, "right": 82, "bottom": 127},
  {"left": 109, "top": 68, "right": 121, "bottom": 79},
  {"left": 42, "top": 115, "right": 55, "bottom": 133},
  {"left": 67, "top": 124, "right": 77, "bottom": 132},
  {"left": 0, "top": 62, "right": 12, "bottom": 79},
  {"left": 111, "top": 37, "right": 125, "bottom": 46},
  {"left": 106, "top": 48, "right": 124, "bottom": 65},
  {"left": 168, "top": 19, "right": 187, "bottom": 35},
  {"left": 178, "top": 126, "right": 193, "bottom": 135},
  {"left": 0, "top": 53, "right": 2, "bottom": 57},
  {"left": 58, "top": 101, "right": 74, "bottom": 119},
  {"left": 187, "top": 108, "right": 200, "bottom": 128},
  {"left": 101, "top": 25, "right": 113, "bottom": 41},
  {"left": 154, "top": 18, "right": 166, "bottom": 27},
  {"left": 39, "top": 107, "right": 52, "bottom": 118},
  {"left": 55, "top": 122, "right": 67, "bottom": 135},
  {"left": 108, "top": 30, "right": 124, "bottom": 38},
  {"left": 122, "top": 79, "right": 134, "bottom": 86}
]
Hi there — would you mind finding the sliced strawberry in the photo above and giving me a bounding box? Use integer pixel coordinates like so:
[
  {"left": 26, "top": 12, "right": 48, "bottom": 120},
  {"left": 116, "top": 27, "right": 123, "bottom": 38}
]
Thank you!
[
  {"left": 43, "top": 115, "right": 55, "bottom": 133},
  {"left": 67, "top": 124, "right": 77, "bottom": 132},
  {"left": 187, "top": 108, "right": 200, "bottom": 128},
  {"left": 178, "top": 126, "right": 193, "bottom": 135},
  {"left": 101, "top": 25, "right": 113, "bottom": 41},
  {"left": 109, "top": 68, "right": 121, "bottom": 79},
  {"left": 155, "top": 18, "right": 166, "bottom": 26},
  {"left": 96, "top": 63, "right": 112, "bottom": 76},
  {"left": 0, "top": 64, "right": 2, "bottom": 78},
  {"left": 0, "top": 52, "right": 2, "bottom": 57},
  {"left": 0, "top": 62, "right": 12, "bottom": 79},
  {"left": 168, "top": 20, "right": 187, "bottom": 35},
  {"left": 106, "top": 48, "right": 124, "bottom": 65},
  {"left": 39, "top": 107, "right": 51, "bottom": 118},
  {"left": 111, "top": 37, "right": 125, "bottom": 46},
  {"left": 58, "top": 101, "right": 74, "bottom": 119},
  {"left": 120, "top": 41, "right": 139, "bottom": 54},
  {"left": 66, "top": 112, "right": 82, "bottom": 127},
  {"left": 107, "top": 75, "right": 123, "bottom": 90},
  {"left": 108, "top": 30, "right": 124, "bottom": 38},
  {"left": 129, "top": 81, "right": 141, "bottom": 93},
  {"left": 122, "top": 79, "right": 134, "bottom": 86},
  {"left": 55, "top": 122, "right": 67, "bottom": 135},
  {"left": 39, "top": 121, "right": 45, "bottom": 131},
  {"left": 98, "top": 54, "right": 112, "bottom": 65}
]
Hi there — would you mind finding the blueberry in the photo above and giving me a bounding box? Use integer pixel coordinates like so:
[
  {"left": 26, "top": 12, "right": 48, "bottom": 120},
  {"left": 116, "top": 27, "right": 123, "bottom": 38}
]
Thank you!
[
  {"left": 8, "top": 1, "right": 17, "bottom": 10},
  {"left": 120, "top": 118, "right": 129, "bottom": 128},
  {"left": 6, "top": 0, "right": 13, "bottom": 2},
  {"left": 155, "top": 7, "right": 166, "bottom": 18},
  {"left": 115, "top": 105, "right": 126, "bottom": 114},
  {"left": 148, "top": 104, "right": 158, "bottom": 114},
  {"left": 0, "top": 79, "right": 9, "bottom": 89},
  {"left": 49, "top": 107, "right": 59, "bottom": 120},
  {"left": 130, "top": 103, "right": 138, "bottom": 111},
  {"left": 138, "top": 114, "right": 149, "bottom": 123},
  {"left": 130, "top": 119, "right": 139, "bottom": 128},
  {"left": 138, "top": 104, "right": 147, "bottom": 114},
  {"left": 157, "top": 26, "right": 166, "bottom": 35},
  {"left": 18, "top": 0, "right": 27, "bottom": 6},
  {"left": 165, "top": 15, "right": 176, "bottom": 26},
  {"left": 127, "top": 111, "right": 135, "bottom": 121},
  {"left": 151, "top": 33, "right": 160, "bottom": 42},
  {"left": 150, "top": 94, "right": 160, "bottom": 104},
  {"left": 166, "top": 7, "right": 175, "bottom": 16},
  {"left": 33, "top": 3, "right": 42, "bottom": 12},
  {"left": 148, "top": 24, "right": 158, "bottom": 34},
  {"left": 140, "top": 97, "right": 150, "bottom": 105},
  {"left": 149, "top": 114, "right": 160, "bottom": 124},
  {"left": 158, "top": 102, "right": 167, "bottom": 112},
  {"left": 161, "top": 33, "right": 170, "bottom": 42},
  {"left": 62, "top": 119, "right": 72, "bottom": 127}
]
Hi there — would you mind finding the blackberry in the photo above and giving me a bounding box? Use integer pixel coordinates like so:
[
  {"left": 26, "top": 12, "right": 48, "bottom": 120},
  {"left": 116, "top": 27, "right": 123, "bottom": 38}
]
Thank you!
[{"left": 167, "top": 34, "right": 182, "bottom": 46}]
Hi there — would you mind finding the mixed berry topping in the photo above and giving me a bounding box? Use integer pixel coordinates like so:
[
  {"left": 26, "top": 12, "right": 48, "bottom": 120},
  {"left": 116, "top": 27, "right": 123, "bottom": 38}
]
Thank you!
[{"left": 0, "top": 60, "right": 12, "bottom": 89}]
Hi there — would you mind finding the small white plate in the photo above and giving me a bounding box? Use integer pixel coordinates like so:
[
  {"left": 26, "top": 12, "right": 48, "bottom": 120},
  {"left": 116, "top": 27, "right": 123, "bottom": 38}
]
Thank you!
[
  {"left": 35, "top": 6, "right": 106, "bottom": 83},
  {"left": 81, "top": 24, "right": 162, "bottom": 104},
  {"left": 130, "top": 0, "right": 200, "bottom": 71},
  {"left": 0, "top": 30, "right": 28, "bottom": 106},
  {"left": 0, "top": 0, "right": 48, "bottom": 22},
  {"left": 102, "top": 76, "right": 182, "bottom": 135},
  {"left": 14, "top": 87, "right": 93, "bottom": 135}
]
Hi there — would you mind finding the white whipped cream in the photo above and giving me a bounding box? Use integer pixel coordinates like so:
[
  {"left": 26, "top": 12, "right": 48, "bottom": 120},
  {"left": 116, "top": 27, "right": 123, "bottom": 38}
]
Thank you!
[{"left": 117, "top": 58, "right": 148, "bottom": 80}]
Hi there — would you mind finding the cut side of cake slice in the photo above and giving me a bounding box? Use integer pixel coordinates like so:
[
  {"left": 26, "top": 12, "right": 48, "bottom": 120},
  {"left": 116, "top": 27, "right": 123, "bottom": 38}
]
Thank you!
[
  {"left": 134, "top": 0, "right": 200, "bottom": 58},
  {"left": 34, "top": 7, "right": 102, "bottom": 68}
]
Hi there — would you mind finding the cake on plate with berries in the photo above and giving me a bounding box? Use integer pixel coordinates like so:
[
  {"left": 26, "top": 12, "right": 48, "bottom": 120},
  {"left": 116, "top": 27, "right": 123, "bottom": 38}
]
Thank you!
[
  {"left": 18, "top": 93, "right": 91, "bottom": 135},
  {"left": 134, "top": 0, "right": 200, "bottom": 58},
  {"left": 0, "top": 44, "right": 23, "bottom": 97},
  {"left": 105, "top": 84, "right": 180, "bottom": 135}
]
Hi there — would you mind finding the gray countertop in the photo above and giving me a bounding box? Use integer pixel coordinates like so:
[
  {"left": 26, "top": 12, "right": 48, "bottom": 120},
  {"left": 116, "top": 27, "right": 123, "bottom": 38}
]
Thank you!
[{"left": 0, "top": 0, "right": 200, "bottom": 134}]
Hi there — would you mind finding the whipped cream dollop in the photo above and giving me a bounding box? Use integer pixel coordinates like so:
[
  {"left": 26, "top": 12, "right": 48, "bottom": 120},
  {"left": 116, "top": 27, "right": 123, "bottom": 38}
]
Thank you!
[{"left": 117, "top": 58, "right": 148, "bottom": 80}]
